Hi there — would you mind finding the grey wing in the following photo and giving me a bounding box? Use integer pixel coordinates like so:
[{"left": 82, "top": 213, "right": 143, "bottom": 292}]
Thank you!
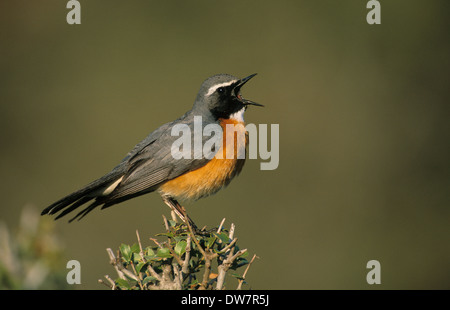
[
  {"left": 41, "top": 120, "right": 176, "bottom": 221},
  {"left": 100, "top": 116, "right": 215, "bottom": 207},
  {"left": 42, "top": 112, "right": 217, "bottom": 221}
]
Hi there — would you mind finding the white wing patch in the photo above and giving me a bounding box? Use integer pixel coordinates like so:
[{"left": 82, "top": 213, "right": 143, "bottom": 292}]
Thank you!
[{"left": 101, "top": 177, "right": 124, "bottom": 196}]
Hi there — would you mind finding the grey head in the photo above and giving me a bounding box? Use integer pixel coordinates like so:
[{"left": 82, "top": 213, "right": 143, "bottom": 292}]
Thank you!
[{"left": 192, "top": 73, "right": 262, "bottom": 120}]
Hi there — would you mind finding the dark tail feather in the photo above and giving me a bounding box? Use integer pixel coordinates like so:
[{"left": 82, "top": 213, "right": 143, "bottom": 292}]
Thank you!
[
  {"left": 42, "top": 171, "right": 124, "bottom": 222},
  {"left": 54, "top": 196, "right": 92, "bottom": 220},
  {"left": 68, "top": 198, "right": 104, "bottom": 222},
  {"left": 42, "top": 191, "right": 92, "bottom": 216}
]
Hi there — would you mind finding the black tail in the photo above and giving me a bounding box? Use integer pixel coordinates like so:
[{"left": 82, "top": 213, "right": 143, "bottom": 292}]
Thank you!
[{"left": 41, "top": 171, "right": 124, "bottom": 222}]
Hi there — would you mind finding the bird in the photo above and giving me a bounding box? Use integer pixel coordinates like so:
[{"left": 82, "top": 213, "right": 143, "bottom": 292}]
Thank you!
[{"left": 41, "top": 73, "right": 262, "bottom": 231}]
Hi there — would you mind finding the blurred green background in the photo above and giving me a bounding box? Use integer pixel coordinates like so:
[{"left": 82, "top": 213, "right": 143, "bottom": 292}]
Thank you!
[{"left": 1, "top": 1, "right": 449, "bottom": 289}]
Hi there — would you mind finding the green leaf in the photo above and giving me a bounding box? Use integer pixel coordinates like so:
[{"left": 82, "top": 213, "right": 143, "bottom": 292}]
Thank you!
[
  {"left": 156, "top": 232, "right": 174, "bottom": 238},
  {"left": 156, "top": 247, "right": 172, "bottom": 258},
  {"left": 132, "top": 252, "right": 143, "bottom": 262},
  {"left": 231, "top": 258, "right": 249, "bottom": 269},
  {"left": 174, "top": 240, "right": 187, "bottom": 256},
  {"left": 230, "top": 273, "right": 244, "bottom": 280},
  {"left": 205, "top": 236, "right": 216, "bottom": 249},
  {"left": 146, "top": 248, "right": 156, "bottom": 256},
  {"left": 135, "top": 262, "right": 146, "bottom": 273},
  {"left": 239, "top": 250, "right": 249, "bottom": 258},
  {"left": 115, "top": 278, "right": 131, "bottom": 290},
  {"left": 144, "top": 248, "right": 157, "bottom": 261},
  {"left": 215, "top": 232, "right": 229, "bottom": 244},
  {"left": 238, "top": 258, "right": 249, "bottom": 265},
  {"left": 173, "top": 235, "right": 186, "bottom": 243},
  {"left": 120, "top": 244, "right": 132, "bottom": 261},
  {"left": 131, "top": 243, "right": 140, "bottom": 254}
]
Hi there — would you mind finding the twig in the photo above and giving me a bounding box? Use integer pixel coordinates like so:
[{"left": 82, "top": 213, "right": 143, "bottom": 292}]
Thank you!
[
  {"left": 237, "top": 254, "right": 258, "bottom": 290},
  {"left": 150, "top": 238, "right": 163, "bottom": 249},
  {"left": 182, "top": 234, "right": 191, "bottom": 274},
  {"left": 136, "top": 230, "right": 144, "bottom": 258},
  {"left": 106, "top": 248, "right": 140, "bottom": 281},
  {"left": 170, "top": 210, "right": 177, "bottom": 222},
  {"left": 178, "top": 207, "right": 216, "bottom": 289},
  {"left": 106, "top": 248, "right": 126, "bottom": 280},
  {"left": 229, "top": 223, "right": 236, "bottom": 240},
  {"left": 146, "top": 264, "right": 162, "bottom": 282},
  {"left": 167, "top": 239, "right": 184, "bottom": 266},
  {"left": 162, "top": 214, "right": 170, "bottom": 231},
  {"left": 181, "top": 209, "right": 207, "bottom": 258},
  {"left": 218, "top": 237, "right": 238, "bottom": 254},
  {"left": 130, "top": 261, "right": 144, "bottom": 289},
  {"left": 101, "top": 215, "right": 255, "bottom": 290},
  {"left": 119, "top": 264, "right": 139, "bottom": 281},
  {"left": 229, "top": 249, "right": 247, "bottom": 262},
  {"left": 216, "top": 246, "right": 248, "bottom": 290},
  {"left": 217, "top": 218, "right": 226, "bottom": 233},
  {"left": 98, "top": 276, "right": 115, "bottom": 289}
]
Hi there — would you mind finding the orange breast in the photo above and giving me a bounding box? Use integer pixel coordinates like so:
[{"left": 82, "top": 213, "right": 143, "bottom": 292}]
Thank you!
[{"left": 159, "top": 118, "right": 247, "bottom": 201}]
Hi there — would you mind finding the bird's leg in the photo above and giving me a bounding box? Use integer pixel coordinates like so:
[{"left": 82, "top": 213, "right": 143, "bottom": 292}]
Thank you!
[{"left": 161, "top": 196, "right": 204, "bottom": 234}]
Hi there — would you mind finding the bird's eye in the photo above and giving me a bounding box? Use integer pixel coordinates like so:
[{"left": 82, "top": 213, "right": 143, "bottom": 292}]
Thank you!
[{"left": 217, "top": 87, "right": 224, "bottom": 93}]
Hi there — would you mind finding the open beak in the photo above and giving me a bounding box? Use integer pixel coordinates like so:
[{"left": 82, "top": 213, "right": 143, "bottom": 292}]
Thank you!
[{"left": 234, "top": 73, "right": 264, "bottom": 107}]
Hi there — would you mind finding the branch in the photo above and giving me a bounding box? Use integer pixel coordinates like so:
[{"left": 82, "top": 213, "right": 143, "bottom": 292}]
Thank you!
[
  {"left": 101, "top": 214, "right": 257, "bottom": 290},
  {"left": 237, "top": 254, "right": 258, "bottom": 290}
]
